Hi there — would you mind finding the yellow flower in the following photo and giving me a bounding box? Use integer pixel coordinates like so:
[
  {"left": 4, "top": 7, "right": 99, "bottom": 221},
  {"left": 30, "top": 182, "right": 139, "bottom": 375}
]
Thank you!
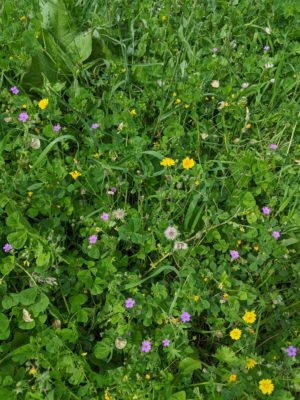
[
  {"left": 22, "top": 104, "right": 27, "bottom": 109},
  {"left": 94, "top": 152, "right": 101, "bottom": 158},
  {"left": 203, "top": 276, "right": 209, "bottom": 282},
  {"left": 182, "top": 157, "right": 195, "bottom": 170},
  {"left": 184, "top": 104, "right": 190, "bottom": 109},
  {"left": 175, "top": 98, "right": 181, "bottom": 104},
  {"left": 161, "top": 15, "right": 167, "bottom": 22},
  {"left": 228, "top": 374, "right": 237, "bottom": 383},
  {"left": 23, "top": 260, "right": 30, "bottom": 267},
  {"left": 223, "top": 293, "right": 229, "bottom": 299},
  {"left": 194, "top": 180, "right": 200, "bottom": 186},
  {"left": 194, "top": 295, "right": 200, "bottom": 302},
  {"left": 259, "top": 379, "right": 274, "bottom": 395},
  {"left": 38, "top": 98, "right": 49, "bottom": 110},
  {"left": 253, "top": 244, "right": 259, "bottom": 251},
  {"left": 104, "top": 391, "right": 112, "bottom": 400},
  {"left": 246, "top": 123, "right": 251, "bottom": 129},
  {"left": 246, "top": 358, "right": 257, "bottom": 369},
  {"left": 172, "top": 92, "right": 177, "bottom": 97},
  {"left": 130, "top": 109, "right": 137, "bottom": 116},
  {"left": 20, "top": 16, "right": 27, "bottom": 21},
  {"left": 242, "top": 310, "right": 256, "bottom": 324},
  {"left": 145, "top": 373, "right": 151, "bottom": 380},
  {"left": 230, "top": 328, "right": 242, "bottom": 340},
  {"left": 69, "top": 170, "right": 81, "bottom": 180},
  {"left": 27, "top": 191, "right": 33, "bottom": 198},
  {"left": 29, "top": 367, "right": 37, "bottom": 376},
  {"left": 160, "top": 157, "right": 175, "bottom": 167}
]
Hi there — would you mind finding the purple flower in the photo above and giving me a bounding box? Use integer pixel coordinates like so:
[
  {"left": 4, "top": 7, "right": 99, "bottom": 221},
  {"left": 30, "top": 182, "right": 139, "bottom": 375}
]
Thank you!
[
  {"left": 91, "top": 123, "right": 100, "bottom": 129},
  {"left": 125, "top": 298, "right": 135, "bottom": 309},
  {"left": 272, "top": 231, "right": 280, "bottom": 239},
  {"left": 180, "top": 311, "right": 191, "bottom": 323},
  {"left": 263, "top": 45, "right": 270, "bottom": 52},
  {"left": 18, "top": 112, "right": 29, "bottom": 122},
  {"left": 230, "top": 250, "right": 239, "bottom": 260},
  {"left": 10, "top": 86, "right": 19, "bottom": 95},
  {"left": 162, "top": 339, "right": 170, "bottom": 347},
  {"left": 89, "top": 235, "right": 98, "bottom": 245},
  {"left": 286, "top": 345, "right": 297, "bottom": 357},
  {"left": 262, "top": 206, "right": 271, "bottom": 215},
  {"left": 111, "top": 187, "right": 117, "bottom": 193},
  {"left": 53, "top": 123, "right": 61, "bottom": 132},
  {"left": 270, "top": 144, "right": 278, "bottom": 150},
  {"left": 141, "top": 340, "right": 152, "bottom": 353},
  {"left": 211, "top": 47, "right": 218, "bottom": 54},
  {"left": 100, "top": 212, "right": 109, "bottom": 221},
  {"left": 3, "top": 243, "right": 13, "bottom": 252}
]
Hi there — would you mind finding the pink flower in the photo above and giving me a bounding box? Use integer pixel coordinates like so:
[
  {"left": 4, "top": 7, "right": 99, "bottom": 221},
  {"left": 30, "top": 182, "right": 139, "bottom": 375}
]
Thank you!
[
  {"left": 272, "top": 231, "right": 280, "bottom": 239},
  {"left": 53, "top": 124, "right": 61, "bottom": 132},
  {"left": 262, "top": 207, "right": 271, "bottom": 215},
  {"left": 164, "top": 226, "right": 178, "bottom": 240},
  {"left": 270, "top": 144, "right": 278, "bottom": 150},
  {"left": 3, "top": 243, "right": 13, "bottom": 252},
  {"left": 100, "top": 212, "right": 109, "bottom": 221},
  {"left": 91, "top": 123, "right": 100, "bottom": 129},
  {"left": 89, "top": 235, "right": 98, "bottom": 245},
  {"left": 125, "top": 298, "right": 135, "bottom": 309},
  {"left": 141, "top": 340, "right": 152, "bottom": 353},
  {"left": 18, "top": 112, "right": 29, "bottom": 122},
  {"left": 230, "top": 250, "right": 239, "bottom": 260},
  {"left": 180, "top": 311, "right": 191, "bottom": 322},
  {"left": 10, "top": 86, "right": 19, "bottom": 95},
  {"left": 162, "top": 339, "right": 170, "bottom": 347}
]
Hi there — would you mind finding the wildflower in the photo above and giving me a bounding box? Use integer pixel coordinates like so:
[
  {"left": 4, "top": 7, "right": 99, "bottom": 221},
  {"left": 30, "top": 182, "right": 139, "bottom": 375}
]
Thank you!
[
  {"left": 113, "top": 209, "right": 126, "bottom": 220},
  {"left": 211, "top": 80, "right": 220, "bottom": 88},
  {"left": 180, "top": 311, "right": 191, "bottom": 322},
  {"left": 253, "top": 244, "right": 259, "bottom": 251},
  {"left": 264, "top": 62, "right": 274, "bottom": 69},
  {"left": 228, "top": 374, "right": 237, "bottom": 383},
  {"left": 211, "top": 47, "right": 218, "bottom": 54},
  {"left": 53, "top": 123, "right": 61, "bottom": 132},
  {"left": 272, "top": 231, "right": 280, "bottom": 239},
  {"left": 286, "top": 345, "right": 297, "bottom": 357},
  {"left": 269, "top": 144, "right": 278, "bottom": 150},
  {"left": 230, "top": 250, "right": 239, "bottom": 260},
  {"left": 3, "top": 243, "right": 13, "bottom": 252},
  {"left": 91, "top": 123, "right": 100, "bottom": 129},
  {"left": 263, "top": 45, "right": 270, "bottom": 52},
  {"left": 115, "top": 337, "right": 127, "bottom": 349},
  {"left": 265, "top": 27, "right": 272, "bottom": 35},
  {"left": 110, "top": 187, "right": 117, "bottom": 193},
  {"left": 259, "top": 379, "right": 274, "bottom": 395},
  {"left": 182, "top": 157, "right": 195, "bottom": 170},
  {"left": 130, "top": 109, "right": 137, "bottom": 117},
  {"left": 162, "top": 339, "right": 170, "bottom": 347},
  {"left": 20, "top": 16, "right": 26, "bottom": 22},
  {"left": 23, "top": 309, "right": 33, "bottom": 323},
  {"left": 160, "top": 157, "right": 176, "bottom": 167},
  {"left": 141, "top": 340, "right": 152, "bottom": 353},
  {"left": 201, "top": 133, "right": 208, "bottom": 140},
  {"left": 117, "top": 122, "right": 125, "bottom": 131},
  {"left": 242, "top": 311, "right": 257, "bottom": 324},
  {"left": 246, "top": 358, "right": 257, "bottom": 369},
  {"left": 18, "top": 112, "right": 29, "bottom": 122},
  {"left": 173, "top": 241, "right": 188, "bottom": 251},
  {"left": 89, "top": 235, "right": 98, "bottom": 245},
  {"left": 29, "top": 367, "right": 37, "bottom": 376},
  {"left": 164, "top": 226, "right": 178, "bottom": 240},
  {"left": 30, "top": 138, "right": 41, "bottom": 149},
  {"left": 104, "top": 391, "right": 112, "bottom": 400},
  {"left": 21, "top": 104, "right": 27, "bottom": 109},
  {"left": 125, "top": 298, "right": 135, "bottom": 309},
  {"left": 145, "top": 373, "right": 151, "bottom": 380},
  {"left": 100, "top": 212, "right": 109, "bottom": 221},
  {"left": 38, "top": 98, "right": 49, "bottom": 109},
  {"left": 52, "top": 319, "right": 61, "bottom": 329},
  {"left": 10, "top": 86, "right": 19, "bottom": 94},
  {"left": 241, "top": 82, "right": 249, "bottom": 89},
  {"left": 194, "top": 295, "right": 200, "bottom": 302},
  {"left": 262, "top": 206, "right": 271, "bottom": 215},
  {"left": 175, "top": 98, "right": 181, "bottom": 105},
  {"left": 69, "top": 170, "right": 81, "bottom": 180},
  {"left": 94, "top": 152, "right": 101, "bottom": 158},
  {"left": 230, "top": 328, "right": 242, "bottom": 340},
  {"left": 245, "top": 123, "right": 251, "bottom": 129},
  {"left": 184, "top": 104, "right": 189, "bottom": 109}
]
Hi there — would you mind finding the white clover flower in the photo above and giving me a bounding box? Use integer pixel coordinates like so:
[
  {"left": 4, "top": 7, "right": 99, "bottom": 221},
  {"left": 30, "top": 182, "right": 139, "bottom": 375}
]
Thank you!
[
  {"left": 264, "top": 62, "right": 274, "bottom": 69},
  {"left": 113, "top": 208, "right": 126, "bottom": 220},
  {"left": 173, "top": 241, "right": 188, "bottom": 251},
  {"left": 115, "top": 337, "right": 127, "bottom": 349},
  {"left": 265, "top": 27, "right": 272, "bottom": 35},
  {"left": 30, "top": 138, "right": 41, "bottom": 149},
  {"left": 211, "top": 80, "right": 220, "bottom": 88},
  {"left": 164, "top": 226, "right": 178, "bottom": 240},
  {"left": 117, "top": 122, "right": 125, "bottom": 131},
  {"left": 241, "top": 82, "right": 249, "bottom": 89},
  {"left": 201, "top": 133, "right": 209, "bottom": 140},
  {"left": 23, "top": 309, "right": 33, "bottom": 323}
]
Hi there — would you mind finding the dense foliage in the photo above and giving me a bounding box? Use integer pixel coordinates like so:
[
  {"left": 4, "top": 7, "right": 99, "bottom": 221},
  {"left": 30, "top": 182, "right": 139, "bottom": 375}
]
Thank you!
[{"left": 1, "top": 0, "right": 300, "bottom": 399}]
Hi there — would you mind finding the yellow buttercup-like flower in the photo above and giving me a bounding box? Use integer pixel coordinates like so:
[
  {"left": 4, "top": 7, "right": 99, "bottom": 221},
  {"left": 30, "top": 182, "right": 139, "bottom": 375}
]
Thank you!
[
  {"left": 228, "top": 374, "right": 237, "bottom": 383},
  {"left": 145, "top": 373, "right": 151, "bottom": 380},
  {"left": 160, "top": 157, "right": 175, "bottom": 167},
  {"left": 182, "top": 157, "right": 195, "bottom": 170},
  {"left": 230, "top": 328, "right": 242, "bottom": 340},
  {"left": 242, "top": 310, "right": 256, "bottom": 324},
  {"left": 259, "top": 379, "right": 274, "bottom": 395},
  {"left": 29, "top": 367, "right": 37, "bottom": 376},
  {"left": 194, "top": 295, "right": 200, "bottom": 302},
  {"left": 69, "top": 170, "right": 81, "bottom": 180},
  {"left": 104, "top": 391, "right": 112, "bottom": 400},
  {"left": 175, "top": 98, "right": 181, "bottom": 105},
  {"left": 129, "top": 109, "right": 137, "bottom": 117},
  {"left": 38, "top": 98, "right": 49, "bottom": 110},
  {"left": 246, "top": 358, "right": 257, "bottom": 369}
]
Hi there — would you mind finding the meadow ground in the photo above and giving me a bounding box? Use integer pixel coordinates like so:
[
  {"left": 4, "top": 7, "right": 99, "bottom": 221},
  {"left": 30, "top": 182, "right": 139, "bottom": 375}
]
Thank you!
[{"left": 0, "top": 0, "right": 300, "bottom": 399}]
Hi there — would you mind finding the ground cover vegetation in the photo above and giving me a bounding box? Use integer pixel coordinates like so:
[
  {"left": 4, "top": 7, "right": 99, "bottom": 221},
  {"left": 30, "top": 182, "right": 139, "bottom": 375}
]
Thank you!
[{"left": 1, "top": 0, "right": 300, "bottom": 399}]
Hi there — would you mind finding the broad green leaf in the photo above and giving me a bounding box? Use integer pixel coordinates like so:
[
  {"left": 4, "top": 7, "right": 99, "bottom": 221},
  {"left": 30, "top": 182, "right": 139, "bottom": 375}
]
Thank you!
[
  {"left": 7, "top": 231, "right": 27, "bottom": 249},
  {"left": 0, "top": 313, "right": 10, "bottom": 340},
  {"left": 94, "top": 339, "right": 112, "bottom": 360},
  {"left": 178, "top": 357, "right": 201, "bottom": 376}
]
